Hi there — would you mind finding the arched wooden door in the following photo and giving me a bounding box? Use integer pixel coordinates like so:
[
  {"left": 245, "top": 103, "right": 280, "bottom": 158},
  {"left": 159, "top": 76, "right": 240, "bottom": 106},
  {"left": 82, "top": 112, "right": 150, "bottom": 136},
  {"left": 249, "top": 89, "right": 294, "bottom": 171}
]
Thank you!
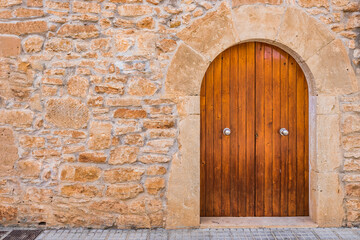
[{"left": 200, "top": 42, "right": 309, "bottom": 217}]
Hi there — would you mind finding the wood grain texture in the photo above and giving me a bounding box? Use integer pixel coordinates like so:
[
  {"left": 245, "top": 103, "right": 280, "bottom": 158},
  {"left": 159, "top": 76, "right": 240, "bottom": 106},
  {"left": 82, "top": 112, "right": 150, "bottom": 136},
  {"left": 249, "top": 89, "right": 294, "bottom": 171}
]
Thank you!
[{"left": 200, "top": 42, "right": 309, "bottom": 217}]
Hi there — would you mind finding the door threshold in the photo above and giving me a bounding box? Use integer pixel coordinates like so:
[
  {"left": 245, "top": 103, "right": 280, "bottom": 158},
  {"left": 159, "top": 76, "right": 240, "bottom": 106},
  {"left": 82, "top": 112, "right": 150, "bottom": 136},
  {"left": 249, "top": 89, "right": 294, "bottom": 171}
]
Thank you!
[{"left": 200, "top": 217, "right": 317, "bottom": 228}]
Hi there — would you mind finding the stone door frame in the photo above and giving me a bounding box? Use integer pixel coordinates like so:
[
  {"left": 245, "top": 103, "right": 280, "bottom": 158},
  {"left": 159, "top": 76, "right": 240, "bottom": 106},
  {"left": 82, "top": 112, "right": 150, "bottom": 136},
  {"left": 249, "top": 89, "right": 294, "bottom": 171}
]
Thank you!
[{"left": 164, "top": 3, "right": 358, "bottom": 229}]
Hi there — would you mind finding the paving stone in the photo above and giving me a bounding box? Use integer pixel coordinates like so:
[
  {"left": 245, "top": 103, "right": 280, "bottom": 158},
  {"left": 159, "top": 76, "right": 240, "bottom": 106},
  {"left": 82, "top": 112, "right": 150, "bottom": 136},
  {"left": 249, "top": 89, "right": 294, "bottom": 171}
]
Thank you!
[
  {"left": 250, "top": 228, "right": 275, "bottom": 240},
  {"left": 271, "top": 228, "right": 297, "bottom": 240},
  {"left": 127, "top": 229, "right": 149, "bottom": 240},
  {"left": 291, "top": 228, "right": 319, "bottom": 240},
  {"left": 107, "top": 229, "right": 128, "bottom": 240},
  {"left": 209, "top": 229, "right": 233, "bottom": 240},
  {"left": 313, "top": 228, "right": 339, "bottom": 240},
  {"left": 230, "top": 228, "right": 251, "bottom": 239},
  {"left": 331, "top": 228, "right": 360, "bottom": 240},
  {"left": 149, "top": 229, "right": 168, "bottom": 240}
]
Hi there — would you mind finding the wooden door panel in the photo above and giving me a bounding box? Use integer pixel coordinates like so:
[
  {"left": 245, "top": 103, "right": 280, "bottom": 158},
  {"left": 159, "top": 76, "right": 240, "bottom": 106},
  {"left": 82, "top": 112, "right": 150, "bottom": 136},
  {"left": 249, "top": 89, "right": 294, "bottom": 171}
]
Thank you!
[{"left": 200, "top": 42, "right": 309, "bottom": 217}]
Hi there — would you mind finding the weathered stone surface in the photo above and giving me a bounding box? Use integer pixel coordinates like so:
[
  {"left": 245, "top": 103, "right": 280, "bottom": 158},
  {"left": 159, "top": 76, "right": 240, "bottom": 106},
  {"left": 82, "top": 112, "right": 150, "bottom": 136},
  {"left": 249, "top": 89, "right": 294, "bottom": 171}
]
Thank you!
[
  {"left": 0, "top": 110, "right": 33, "bottom": 128},
  {"left": 298, "top": 0, "right": 329, "bottom": 9},
  {"left": 0, "top": 205, "right": 17, "bottom": 223},
  {"left": 27, "top": 0, "right": 43, "bottom": 7},
  {"left": 14, "top": 8, "right": 44, "bottom": 18},
  {"left": 128, "top": 78, "right": 158, "bottom": 96},
  {"left": 67, "top": 76, "right": 89, "bottom": 97},
  {"left": 22, "top": 35, "right": 44, "bottom": 53},
  {"left": 45, "top": 97, "right": 89, "bottom": 129},
  {"left": 106, "top": 184, "right": 143, "bottom": 199},
  {"left": 315, "top": 115, "right": 342, "bottom": 172},
  {"left": 123, "top": 134, "right": 144, "bottom": 146},
  {"left": 61, "top": 184, "right": 100, "bottom": 198},
  {"left": 114, "top": 109, "right": 147, "bottom": 119},
  {"left": 165, "top": 44, "right": 208, "bottom": 96},
  {"left": 104, "top": 167, "right": 144, "bottom": 183},
  {"left": 157, "top": 39, "right": 177, "bottom": 52},
  {"left": 137, "top": 17, "right": 155, "bottom": 29},
  {"left": 307, "top": 39, "right": 357, "bottom": 95},
  {"left": 0, "top": 127, "right": 18, "bottom": 177},
  {"left": 145, "top": 177, "right": 165, "bottom": 195},
  {"left": 232, "top": 5, "right": 285, "bottom": 41},
  {"left": 344, "top": 159, "right": 360, "bottom": 171},
  {"left": 0, "top": 21, "right": 47, "bottom": 35},
  {"left": 232, "top": 0, "right": 281, "bottom": 6},
  {"left": 17, "top": 160, "right": 41, "bottom": 178},
  {"left": 73, "top": 1, "right": 101, "bottom": 13},
  {"left": 79, "top": 152, "right": 107, "bottom": 163},
  {"left": 95, "top": 83, "right": 124, "bottom": 95},
  {"left": 346, "top": 183, "right": 360, "bottom": 197},
  {"left": 19, "top": 135, "right": 45, "bottom": 148},
  {"left": 45, "top": 38, "right": 73, "bottom": 52},
  {"left": 58, "top": 24, "right": 99, "bottom": 39},
  {"left": 109, "top": 146, "right": 139, "bottom": 165},
  {"left": 0, "top": 0, "right": 22, "bottom": 7},
  {"left": 138, "top": 155, "right": 171, "bottom": 164},
  {"left": 143, "top": 119, "right": 175, "bottom": 129},
  {"left": 342, "top": 114, "right": 360, "bottom": 134},
  {"left": 277, "top": 7, "right": 335, "bottom": 61},
  {"left": 61, "top": 165, "right": 101, "bottom": 182},
  {"left": 0, "top": 36, "right": 21, "bottom": 57},
  {"left": 146, "top": 166, "right": 167, "bottom": 175},
  {"left": 116, "top": 214, "right": 150, "bottom": 228},
  {"left": 114, "top": 119, "right": 142, "bottom": 135},
  {"left": 118, "top": 5, "right": 152, "bottom": 17},
  {"left": 90, "top": 200, "right": 128, "bottom": 214},
  {"left": 166, "top": 116, "right": 200, "bottom": 228},
  {"left": 88, "top": 121, "right": 112, "bottom": 150},
  {"left": 177, "top": 2, "right": 236, "bottom": 60},
  {"left": 23, "top": 188, "right": 53, "bottom": 203}
]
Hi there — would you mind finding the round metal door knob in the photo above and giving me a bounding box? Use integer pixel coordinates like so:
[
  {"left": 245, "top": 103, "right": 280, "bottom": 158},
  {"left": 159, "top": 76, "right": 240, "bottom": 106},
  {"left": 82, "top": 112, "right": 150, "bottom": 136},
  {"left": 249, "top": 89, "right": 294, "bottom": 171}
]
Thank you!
[
  {"left": 279, "top": 128, "right": 289, "bottom": 136},
  {"left": 223, "top": 128, "right": 231, "bottom": 136}
]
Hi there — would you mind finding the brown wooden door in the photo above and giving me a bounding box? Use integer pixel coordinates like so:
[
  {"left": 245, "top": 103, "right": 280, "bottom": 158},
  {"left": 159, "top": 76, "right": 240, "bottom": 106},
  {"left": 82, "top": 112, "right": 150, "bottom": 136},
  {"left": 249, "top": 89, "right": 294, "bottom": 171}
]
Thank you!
[{"left": 200, "top": 42, "right": 309, "bottom": 217}]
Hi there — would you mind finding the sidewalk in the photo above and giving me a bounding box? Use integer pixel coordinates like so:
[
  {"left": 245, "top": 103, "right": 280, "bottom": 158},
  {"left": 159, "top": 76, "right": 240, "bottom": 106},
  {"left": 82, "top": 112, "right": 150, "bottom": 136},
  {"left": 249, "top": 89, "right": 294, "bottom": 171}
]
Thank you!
[{"left": 0, "top": 228, "right": 360, "bottom": 240}]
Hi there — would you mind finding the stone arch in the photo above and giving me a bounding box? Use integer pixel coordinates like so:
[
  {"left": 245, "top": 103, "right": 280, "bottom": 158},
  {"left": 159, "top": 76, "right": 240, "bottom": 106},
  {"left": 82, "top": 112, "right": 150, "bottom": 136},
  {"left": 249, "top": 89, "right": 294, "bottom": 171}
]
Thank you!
[{"left": 165, "top": 3, "right": 358, "bottom": 229}]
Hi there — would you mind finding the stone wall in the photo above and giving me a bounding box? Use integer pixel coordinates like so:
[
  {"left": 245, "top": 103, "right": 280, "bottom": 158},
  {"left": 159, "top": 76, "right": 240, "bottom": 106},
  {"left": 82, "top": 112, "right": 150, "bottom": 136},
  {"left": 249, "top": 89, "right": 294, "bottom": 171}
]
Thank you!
[{"left": 0, "top": 0, "right": 359, "bottom": 228}]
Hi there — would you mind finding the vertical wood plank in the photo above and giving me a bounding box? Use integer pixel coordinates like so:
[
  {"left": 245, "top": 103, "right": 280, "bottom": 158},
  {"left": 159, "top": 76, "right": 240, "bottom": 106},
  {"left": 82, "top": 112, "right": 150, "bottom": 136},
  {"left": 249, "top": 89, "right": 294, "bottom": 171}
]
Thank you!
[
  {"left": 246, "top": 42, "right": 256, "bottom": 216},
  {"left": 221, "top": 49, "right": 231, "bottom": 216},
  {"left": 272, "top": 48, "right": 282, "bottom": 216},
  {"left": 213, "top": 54, "right": 223, "bottom": 216},
  {"left": 200, "top": 76, "right": 206, "bottom": 216},
  {"left": 238, "top": 43, "right": 248, "bottom": 216},
  {"left": 264, "top": 44, "right": 273, "bottom": 216},
  {"left": 255, "top": 42, "right": 265, "bottom": 216},
  {"left": 280, "top": 51, "right": 289, "bottom": 216},
  {"left": 304, "top": 77, "right": 310, "bottom": 216},
  {"left": 230, "top": 45, "right": 239, "bottom": 216},
  {"left": 288, "top": 57, "right": 298, "bottom": 216},
  {"left": 204, "top": 63, "right": 214, "bottom": 216}
]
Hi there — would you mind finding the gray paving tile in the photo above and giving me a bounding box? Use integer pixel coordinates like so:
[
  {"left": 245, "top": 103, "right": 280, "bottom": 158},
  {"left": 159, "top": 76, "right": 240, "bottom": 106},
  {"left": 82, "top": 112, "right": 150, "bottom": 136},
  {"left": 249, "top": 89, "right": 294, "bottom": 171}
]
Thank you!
[
  {"left": 209, "top": 229, "right": 232, "bottom": 240},
  {"left": 331, "top": 228, "right": 360, "bottom": 240},
  {"left": 149, "top": 229, "right": 168, "bottom": 240},
  {"left": 313, "top": 228, "right": 339, "bottom": 240},
  {"left": 127, "top": 229, "right": 149, "bottom": 240},
  {"left": 190, "top": 229, "right": 211, "bottom": 240},
  {"left": 250, "top": 229, "right": 275, "bottom": 240},
  {"left": 168, "top": 229, "right": 191, "bottom": 240},
  {"left": 271, "top": 228, "right": 297, "bottom": 240},
  {"left": 230, "top": 228, "right": 252, "bottom": 239},
  {"left": 291, "top": 228, "right": 319, "bottom": 240}
]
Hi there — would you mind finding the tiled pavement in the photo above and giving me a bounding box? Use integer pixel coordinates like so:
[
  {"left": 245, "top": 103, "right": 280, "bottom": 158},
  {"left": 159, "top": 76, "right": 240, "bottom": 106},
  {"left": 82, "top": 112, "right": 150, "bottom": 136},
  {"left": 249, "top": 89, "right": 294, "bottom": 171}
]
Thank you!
[{"left": 0, "top": 228, "right": 359, "bottom": 240}]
